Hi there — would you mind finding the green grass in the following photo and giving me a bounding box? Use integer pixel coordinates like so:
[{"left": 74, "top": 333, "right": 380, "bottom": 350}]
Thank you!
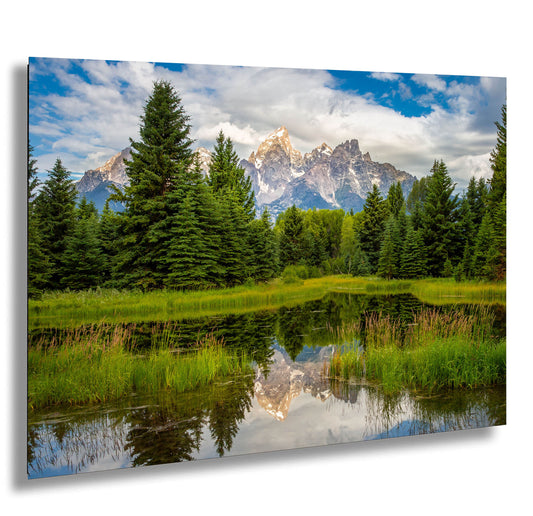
[
  {"left": 327, "top": 307, "right": 506, "bottom": 393},
  {"left": 28, "top": 276, "right": 506, "bottom": 329},
  {"left": 28, "top": 325, "right": 251, "bottom": 410}
]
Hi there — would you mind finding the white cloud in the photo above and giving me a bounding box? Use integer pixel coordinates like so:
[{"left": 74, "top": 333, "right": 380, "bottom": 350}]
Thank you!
[
  {"left": 412, "top": 73, "right": 447, "bottom": 92},
  {"left": 29, "top": 59, "right": 505, "bottom": 186},
  {"left": 370, "top": 71, "right": 401, "bottom": 82}
]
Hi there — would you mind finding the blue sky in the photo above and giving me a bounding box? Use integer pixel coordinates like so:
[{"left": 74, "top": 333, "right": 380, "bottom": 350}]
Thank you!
[{"left": 28, "top": 57, "right": 506, "bottom": 188}]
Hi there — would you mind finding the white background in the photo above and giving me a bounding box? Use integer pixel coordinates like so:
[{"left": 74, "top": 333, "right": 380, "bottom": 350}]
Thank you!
[{"left": 2, "top": 1, "right": 531, "bottom": 514}]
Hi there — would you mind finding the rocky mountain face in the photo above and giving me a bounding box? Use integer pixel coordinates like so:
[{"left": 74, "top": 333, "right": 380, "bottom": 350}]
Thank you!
[
  {"left": 254, "top": 347, "right": 334, "bottom": 421},
  {"left": 253, "top": 345, "right": 361, "bottom": 421},
  {"left": 76, "top": 127, "right": 415, "bottom": 215},
  {"left": 241, "top": 126, "right": 416, "bottom": 215},
  {"left": 77, "top": 147, "right": 131, "bottom": 194},
  {"left": 75, "top": 147, "right": 131, "bottom": 211}
]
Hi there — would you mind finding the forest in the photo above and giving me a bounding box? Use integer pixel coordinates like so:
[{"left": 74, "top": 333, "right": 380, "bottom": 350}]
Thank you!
[{"left": 27, "top": 81, "right": 506, "bottom": 297}]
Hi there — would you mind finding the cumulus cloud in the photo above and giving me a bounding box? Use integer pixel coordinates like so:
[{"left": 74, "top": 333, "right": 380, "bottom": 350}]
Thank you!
[
  {"left": 411, "top": 73, "right": 447, "bottom": 92},
  {"left": 370, "top": 71, "right": 401, "bottom": 82},
  {"left": 29, "top": 58, "right": 505, "bottom": 186}
]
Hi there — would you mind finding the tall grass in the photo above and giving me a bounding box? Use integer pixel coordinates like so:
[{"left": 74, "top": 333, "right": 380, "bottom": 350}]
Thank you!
[
  {"left": 28, "top": 276, "right": 505, "bottom": 329},
  {"left": 327, "top": 307, "right": 506, "bottom": 393},
  {"left": 28, "top": 324, "right": 250, "bottom": 410}
]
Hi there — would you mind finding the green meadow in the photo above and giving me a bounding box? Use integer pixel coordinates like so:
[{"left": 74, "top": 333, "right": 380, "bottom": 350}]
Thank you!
[{"left": 28, "top": 275, "right": 505, "bottom": 329}]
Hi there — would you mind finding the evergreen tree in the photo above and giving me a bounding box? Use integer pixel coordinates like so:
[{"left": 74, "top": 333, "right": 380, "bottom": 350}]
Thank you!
[
  {"left": 421, "top": 160, "right": 459, "bottom": 276},
  {"left": 386, "top": 181, "right": 405, "bottom": 218},
  {"left": 207, "top": 132, "right": 255, "bottom": 284},
  {"left": 488, "top": 105, "right": 506, "bottom": 211},
  {"left": 466, "top": 177, "right": 488, "bottom": 230},
  {"left": 456, "top": 195, "right": 475, "bottom": 265},
  {"left": 488, "top": 193, "right": 506, "bottom": 281},
  {"left": 217, "top": 192, "right": 251, "bottom": 285},
  {"left": 486, "top": 105, "right": 506, "bottom": 281},
  {"left": 208, "top": 131, "right": 255, "bottom": 222},
  {"left": 28, "top": 144, "right": 39, "bottom": 203},
  {"left": 34, "top": 158, "right": 77, "bottom": 289},
  {"left": 115, "top": 80, "right": 194, "bottom": 289},
  {"left": 377, "top": 216, "right": 399, "bottom": 279},
  {"left": 406, "top": 176, "right": 429, "bottom": 213},
  {"left": 98, "top": 199, "right": 122, "bottom": 287},
  {"left": 278, "top": 205, "right": 306, "bottom": 268},
  {"left": 60, "top": 214, "right": 104, "bottom": 289},
  {"left": 399, "top": 223, "right": 426, "bottom": 279},
  {"left": 471, "top": 213, "right": 495, "bottom": 279},
  {"left": 249, "top": 207, "right": 278, "bottom": 282},
  {"left": 351, "top": 244, "right": 371, "bottom": 276},
  {"left": 359, "top": 184, "right": 388, "bottom": 273},
  {"left": 27, "top": 145, "right": 50, "bottom": 296},
  {"left": 411, "top": 200, "right": 424, "bottom": 231},
  {"left": 162, "top": 193, "right": 211, "bottom": 289},
  {"left": 442, "top": 258, "right": 453, "bottom": 278},
  {"left": 76, "top": 196, "right": 98, "bottom": 220}
]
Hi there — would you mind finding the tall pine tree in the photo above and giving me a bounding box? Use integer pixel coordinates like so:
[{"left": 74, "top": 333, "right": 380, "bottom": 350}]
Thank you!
[
  {"left": 34, "top": 158, "right": 77, "bottom": 289},
  {"left": 114, "top": 80, "right": 194, "bottom": 289},
  {"left": 421, "top": 160, "right": 459, "bottom": 276},
  {"left": 27, "top": 145, "right": 50, "bottom": 296},
  {"left": 359, "top": 184, "right": 388, "bottom": 273}
]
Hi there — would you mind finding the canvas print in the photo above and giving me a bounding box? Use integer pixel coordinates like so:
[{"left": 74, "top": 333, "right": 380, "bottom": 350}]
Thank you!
[{"left": 27, "top": 58, "right": 506, "bottom": 478}]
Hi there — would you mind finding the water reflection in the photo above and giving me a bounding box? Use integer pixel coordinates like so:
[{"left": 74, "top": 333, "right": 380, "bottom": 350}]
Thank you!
[
  {"left": 27, "top": 293, "right": 506, "bottom": 478},
  {"left": 28, "top": 350, "right": 505, "bottom": 478}
]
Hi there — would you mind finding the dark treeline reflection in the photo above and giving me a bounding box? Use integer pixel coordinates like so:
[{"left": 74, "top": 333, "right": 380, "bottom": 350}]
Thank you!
[
  {"left": 29, "top": 293, "right": 506, "bottom": 366},
  {"left": 27, "top": 379, "right": 505, "bottom": 478},
  {"left": 125, "top": 374, "right": 254, "bottom": 465},
  {"left": 28, "top": 374, "right": 254, "bottom": 477}
]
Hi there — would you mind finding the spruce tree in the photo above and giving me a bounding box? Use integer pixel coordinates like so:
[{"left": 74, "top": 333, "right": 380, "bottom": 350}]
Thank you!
[
  {"left": 34, "top": 158, "right": 77, "bottom": 289},
  {"left": 207, "top": 132, "right": 256, "bottom": 284},
  {"left": 421, "top": 160, "right": 459, "bottom": 276},
  {"left": 386, "top": 181, "right": 405, "bottom": 218},
  {"left": 399, "top": 223, "right": 426, "bottom": 279},
  {"left": 278, "top": 205, "right": 306, "bottom": 268},
  {"left": 486, "top": 105, "right": 506, "bottom": 281},
  {"left": 249, "top": 207, "right": 278, "bottom": 282},
  {"left": 60, "top": 214, "right": 104, "bottom": 290},
  {"left": 488, "top": 105, "right": 506, "bottom": 211},
  {"left": 208, "top": 131, "right": 255, "bottom": 222},
  {"left": 27, "top": 145, "right": 50, "bottom": 296},
  {"left": 377, "top": 216, "right": 399, "bottom": 279},
  {"left": 98, "top": 199, "right": 122, "bottom": 287},
  {"left": 359, "top": 184, "right": 388, "bottom": 273},
  {"left": 471, "top": 213, "right": 495, "bottom": 279},
  {"left": 116, "top": 80, "right": 194, "bottom": 289}
]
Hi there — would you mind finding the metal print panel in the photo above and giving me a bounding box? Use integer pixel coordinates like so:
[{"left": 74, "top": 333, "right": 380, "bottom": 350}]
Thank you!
[{"left": 27, "top": 57, "right": 506, "bottom": 478}]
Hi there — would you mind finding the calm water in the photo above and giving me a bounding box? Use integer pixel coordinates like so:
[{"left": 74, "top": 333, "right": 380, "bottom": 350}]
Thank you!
[{"left": 27, "top": 293, "right": 506, "bottom": 478}]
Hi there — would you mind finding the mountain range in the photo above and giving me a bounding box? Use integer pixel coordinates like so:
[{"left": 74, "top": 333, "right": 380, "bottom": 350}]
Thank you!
[{"left": 75, "top": 127, "right": 416, "bottom": 214}]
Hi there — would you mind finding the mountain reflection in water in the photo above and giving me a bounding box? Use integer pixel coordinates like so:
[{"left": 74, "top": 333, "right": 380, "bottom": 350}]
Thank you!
[
  {"left": 28, "top": 293, "right": 506, "bottom": 478},
  {"left": 28, "top": 345, "right": 505, "bottom": 478}
]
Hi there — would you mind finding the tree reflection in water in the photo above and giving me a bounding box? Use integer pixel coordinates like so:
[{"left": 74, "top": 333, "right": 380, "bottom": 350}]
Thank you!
[{"left": 27, "top": 293, "right": 506, "bottom": 478}]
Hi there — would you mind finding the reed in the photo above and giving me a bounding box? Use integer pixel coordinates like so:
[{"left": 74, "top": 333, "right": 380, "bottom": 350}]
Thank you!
[
  {"left": 28, "top": 324, "right": 250, "bottom": 410},
  {"left": 326, "top": 307, "right": 506, "bottom": 393}
]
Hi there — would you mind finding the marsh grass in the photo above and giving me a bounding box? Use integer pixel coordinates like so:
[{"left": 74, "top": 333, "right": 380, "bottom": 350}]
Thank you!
[
  {"left": 327, "top": 307, "right": 506, "bottom": 393},
  {"left": 28, "top": 276, "right": 505, "bottom": 329},
  {"left": 28, "top": 324, "right": 250, "bottom": 410}
]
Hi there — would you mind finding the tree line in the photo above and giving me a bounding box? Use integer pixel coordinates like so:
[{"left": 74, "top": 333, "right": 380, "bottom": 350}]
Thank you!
[{"left": 27, "top": 80, "right": 506, "bottom": 297}]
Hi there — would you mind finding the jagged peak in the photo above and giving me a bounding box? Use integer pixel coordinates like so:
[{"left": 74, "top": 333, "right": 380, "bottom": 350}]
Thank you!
[
  {"left": 252, "top": 125, "right": 302, "bottom": 169},
  {"left": 266, "top": 126, "right": 289, "bottom": 140}
]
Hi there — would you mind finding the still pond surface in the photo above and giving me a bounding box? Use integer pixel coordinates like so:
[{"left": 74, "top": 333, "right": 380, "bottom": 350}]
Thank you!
[{"left": 28, "top": 293, "right": 506, "bottom": 478}]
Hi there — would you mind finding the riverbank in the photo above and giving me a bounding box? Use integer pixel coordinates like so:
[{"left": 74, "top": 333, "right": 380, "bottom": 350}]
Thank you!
[{"left": 28, "top": 275, "right": 506, "bottom": 328}]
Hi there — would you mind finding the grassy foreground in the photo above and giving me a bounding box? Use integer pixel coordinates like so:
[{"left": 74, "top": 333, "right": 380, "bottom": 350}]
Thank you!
[
  {"left": 28, "top": 276, "right": 506, "bottom": 328},
  {"left": 28, "top": 326, "right": 251, "bottom": 410},
  {"left": 327, "top": 307, "right": 506, "bottom": 393}
]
